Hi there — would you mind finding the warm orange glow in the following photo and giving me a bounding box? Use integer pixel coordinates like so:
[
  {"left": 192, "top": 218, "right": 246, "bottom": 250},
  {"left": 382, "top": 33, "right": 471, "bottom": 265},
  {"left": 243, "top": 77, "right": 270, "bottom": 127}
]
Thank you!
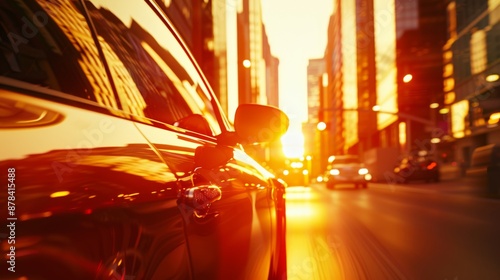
[
  {"left": 50, "top": 191, "right": 70, "bottom": 198},
  {"left": 284, "top": 186, "right": 313, "bottom": 201},
  {"left": 427, "top": 162, "right": 437, "bottom": 170},
  {"left": 285, "top": 187, "right": 343, "bottom": 279},
  {"left": 242, "top": 59, "right": 252, "bottom": 68},
  {"left": 451, "top": 100, "right": 469, "bottom": 138},
  {"left": 399, "top": 122, "right": 407, "bottom": 149},
  {"left": 445, "top": 92, "right": 456, "bottom": 105},
  {"left": 262, "top": 1, "right": 333, "bottom": 123},
  {"left": 486, "top": 74, "right": 499, "bottom": 82},
  {"left": 281, "top": 126, "right": 305, "bottom": 159},
  {"left": 328, "top": 155, "right": 335, "bottom": 163},
  {"left": 403, "top": 74, "right": 413, "bottom": 83},
  {"left": 439, "top": 108, "right": 450, "bottom": 114},
  {"left": 488, "top": 112, "right": 500, "bottom": 125},
  {"left": 20, "top": 211, "right": 53, "bottom": 222},
  {"left": 77, "top": 155, "right": 177, "bottom": 183},
  {"left": 431, "top": 138, "right": 441, "bottom": 144},
  {"left": 317, "top": 121, "right": 327, "bottom": 131}
]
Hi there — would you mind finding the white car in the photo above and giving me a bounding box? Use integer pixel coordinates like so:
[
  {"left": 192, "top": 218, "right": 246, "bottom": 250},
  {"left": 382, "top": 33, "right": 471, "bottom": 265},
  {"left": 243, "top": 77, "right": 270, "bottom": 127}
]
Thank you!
[{"left": 325, "top": 155, "right": 371, "bottom": 189}]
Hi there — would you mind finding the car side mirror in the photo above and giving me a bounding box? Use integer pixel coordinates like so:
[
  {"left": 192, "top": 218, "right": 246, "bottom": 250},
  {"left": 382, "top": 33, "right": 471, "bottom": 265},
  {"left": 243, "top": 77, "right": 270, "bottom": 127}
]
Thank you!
[{"left": 233, "top": 104, "right": 289, "bottom": 145}]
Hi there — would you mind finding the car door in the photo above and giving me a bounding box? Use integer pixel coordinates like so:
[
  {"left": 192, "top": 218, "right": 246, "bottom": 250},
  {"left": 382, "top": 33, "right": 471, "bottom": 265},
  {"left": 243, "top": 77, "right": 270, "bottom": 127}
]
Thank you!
[
  {"left": 81, "top": 1, "right": 280, "bottom": 278},
  {"left": 0, "top": 1, "right": 190, "bottom": 279}
]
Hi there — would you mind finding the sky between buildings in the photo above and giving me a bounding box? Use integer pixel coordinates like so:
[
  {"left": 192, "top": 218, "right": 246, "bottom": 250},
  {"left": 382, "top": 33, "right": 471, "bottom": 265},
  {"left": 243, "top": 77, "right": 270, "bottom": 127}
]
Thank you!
[
  {"left": 261, "top": 0, "right": 334, "bottom": 124},
  {"left": 261, "top": 0, "right": 334, "bottom": 157}
]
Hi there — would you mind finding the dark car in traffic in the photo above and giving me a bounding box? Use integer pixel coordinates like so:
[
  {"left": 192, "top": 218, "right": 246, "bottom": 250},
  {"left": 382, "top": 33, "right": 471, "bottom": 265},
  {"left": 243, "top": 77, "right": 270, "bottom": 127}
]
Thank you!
[
  {"left": 393, "top": 151, "right": 440, "bottom": 183},
  {"left": 0, "top": 1, "right": 288, "bottom": 279}
]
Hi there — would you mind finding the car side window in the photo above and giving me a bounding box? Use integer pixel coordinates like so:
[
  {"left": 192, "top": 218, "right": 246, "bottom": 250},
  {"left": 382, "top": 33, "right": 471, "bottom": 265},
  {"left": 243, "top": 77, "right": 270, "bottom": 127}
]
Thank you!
[
  {"left": 84, "top": 0, "right": 221, "bottom": 136},
  {"left": 0, "top": 0, "right": 119, "bottom": 110}
]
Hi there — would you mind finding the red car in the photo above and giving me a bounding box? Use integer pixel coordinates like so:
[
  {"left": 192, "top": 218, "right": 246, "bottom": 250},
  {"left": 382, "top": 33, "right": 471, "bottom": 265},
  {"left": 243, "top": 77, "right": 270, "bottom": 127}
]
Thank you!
[{"left": 0, "top": 1, "right": 287, "bottom": 279}]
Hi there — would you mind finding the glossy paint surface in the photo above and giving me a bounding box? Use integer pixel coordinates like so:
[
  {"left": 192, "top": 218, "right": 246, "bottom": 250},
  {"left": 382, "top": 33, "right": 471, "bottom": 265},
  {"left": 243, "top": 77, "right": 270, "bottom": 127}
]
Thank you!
[{"left": 0, "top": 0, "right": 286, "bottom": 279}]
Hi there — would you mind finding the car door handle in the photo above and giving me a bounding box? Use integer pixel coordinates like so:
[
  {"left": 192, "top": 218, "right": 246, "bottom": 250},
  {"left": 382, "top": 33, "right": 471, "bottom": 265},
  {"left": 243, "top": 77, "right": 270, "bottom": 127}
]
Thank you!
[{"left": 179, "top": 184, "right": 221, "bottom": 219}]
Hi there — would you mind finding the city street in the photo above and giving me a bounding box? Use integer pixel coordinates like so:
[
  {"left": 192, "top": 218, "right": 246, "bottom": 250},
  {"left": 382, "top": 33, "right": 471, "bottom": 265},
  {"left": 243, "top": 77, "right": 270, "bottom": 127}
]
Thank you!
[{"left": 285, "top": 181, "right": 500, "bottom": 280}]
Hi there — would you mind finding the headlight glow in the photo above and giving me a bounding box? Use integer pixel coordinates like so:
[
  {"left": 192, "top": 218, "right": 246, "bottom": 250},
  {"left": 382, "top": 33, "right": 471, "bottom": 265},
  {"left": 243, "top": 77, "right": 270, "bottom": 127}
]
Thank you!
[
  {"left": 358, "top": 168, "right": 369, "bottom": 175},
  {"left": 330, "top": 169, "right": 340, "bottom": 176}
]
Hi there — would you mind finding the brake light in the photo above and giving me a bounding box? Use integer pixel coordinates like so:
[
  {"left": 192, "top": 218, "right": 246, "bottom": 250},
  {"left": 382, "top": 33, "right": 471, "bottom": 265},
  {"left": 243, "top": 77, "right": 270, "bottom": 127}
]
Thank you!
[{"left": 426, "top": 162, "right": 437, "bottom": 170}]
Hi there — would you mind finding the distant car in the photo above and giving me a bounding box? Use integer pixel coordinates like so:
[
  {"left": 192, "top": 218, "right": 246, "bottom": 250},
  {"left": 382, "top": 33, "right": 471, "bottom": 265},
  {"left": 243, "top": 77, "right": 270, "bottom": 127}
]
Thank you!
[
  {"left": 282, "top": 159, "right": 309, "bottom": 186},
  {"left": 393, "top": 153, "right": 440, "bottom": 183},
  {"left": 325, "top": 155, "right": 371, "bottom": 189}
]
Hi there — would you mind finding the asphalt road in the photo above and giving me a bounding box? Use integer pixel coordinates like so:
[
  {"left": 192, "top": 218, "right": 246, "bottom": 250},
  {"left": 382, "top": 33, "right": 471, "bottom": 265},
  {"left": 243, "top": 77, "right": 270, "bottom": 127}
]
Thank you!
[{"left": 285, "top": 181, "right": 500, "bottom": 280}]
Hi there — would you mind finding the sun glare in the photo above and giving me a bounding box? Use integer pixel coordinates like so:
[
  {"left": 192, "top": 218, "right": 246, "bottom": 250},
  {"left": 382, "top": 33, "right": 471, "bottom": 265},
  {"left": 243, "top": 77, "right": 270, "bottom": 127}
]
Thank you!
[{"left": 281, "top": 127, "right": 305, "bottom": 159}]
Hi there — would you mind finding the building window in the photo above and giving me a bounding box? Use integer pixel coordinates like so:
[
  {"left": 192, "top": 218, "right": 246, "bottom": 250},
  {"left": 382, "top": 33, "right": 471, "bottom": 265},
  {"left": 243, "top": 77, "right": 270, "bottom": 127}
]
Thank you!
[
  {"left": 451, "top": 100, "right": 469, "bottom": 138},
  {"left": 490, "top": 0, "right": 500, "bottom": 25},
  {"left": 447, "top": 2, "right": 457, "bottom": 40},
  {"left": 470, "top": 29, "right": 487, "bottom": 75}
]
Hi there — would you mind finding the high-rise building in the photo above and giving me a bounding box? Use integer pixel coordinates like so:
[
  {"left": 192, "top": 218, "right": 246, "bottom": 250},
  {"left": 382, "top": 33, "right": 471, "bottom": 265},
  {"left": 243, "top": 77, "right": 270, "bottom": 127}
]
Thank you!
[
  {"left": 307, "top": 59, "right": 326, "bottom": 124},
  {"left": 237, "top": 0, "right": 265, "bottom": 105},
  {"left": 325, "top": 10, "right": 344, "bottom": 157},
  {"left": 263, "top": 24, "right": 280, "bottom": 108},
  {"left": 356, "top": 0, "right": 378, "bottom": 153},
  {"left": 396, "top": 0, "right": 448, "bottom": 154},
  {"left": 306, "top": 58, "right": 325, "bottom": 174},
  {"left": 443, "top": 0, "right": 500, "bottom": 167},
  {"left": 323, "top": 0, "right": 447, "bottom": 159}
]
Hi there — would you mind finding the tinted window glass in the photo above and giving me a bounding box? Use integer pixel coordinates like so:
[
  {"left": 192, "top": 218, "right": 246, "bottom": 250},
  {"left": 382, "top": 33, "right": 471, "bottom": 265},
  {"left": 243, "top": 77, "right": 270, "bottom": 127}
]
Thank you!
[
  {"left": 0, "top": 0, "right": 118, "bottom": 109},
  {"left": 332, "top": 156, "right": 360, "bottom": 164},
  {"left": 84, "top": 0, "right": 221, "bottom": 135}
]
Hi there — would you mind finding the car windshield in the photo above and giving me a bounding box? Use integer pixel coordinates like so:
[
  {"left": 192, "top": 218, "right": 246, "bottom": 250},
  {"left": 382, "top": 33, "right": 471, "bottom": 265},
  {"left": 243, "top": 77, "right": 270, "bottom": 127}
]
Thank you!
[{"left": 331, "top": 156, "right": 360, "bottom": 164}]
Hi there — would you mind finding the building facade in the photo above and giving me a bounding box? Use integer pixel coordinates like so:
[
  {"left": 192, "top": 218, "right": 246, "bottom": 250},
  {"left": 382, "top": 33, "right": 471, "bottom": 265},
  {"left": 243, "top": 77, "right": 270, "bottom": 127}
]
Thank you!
[
  {"left": 322, "top": 0, "right": 448, "bottom": 163},
  {"left": 324, "top": 7, "right": 344, "bottom": 158},
  {"left": 237, "top": 0, "right": 265, "bottom": 105},
  {"left": 443, "top": 0, "right": 500, "bottom": 168},
  {"left": 305, "top": 58, "right": 326, "bottom": 175},
  {"left": 395, "top": 0, "right": 448, "bottom": 156}
]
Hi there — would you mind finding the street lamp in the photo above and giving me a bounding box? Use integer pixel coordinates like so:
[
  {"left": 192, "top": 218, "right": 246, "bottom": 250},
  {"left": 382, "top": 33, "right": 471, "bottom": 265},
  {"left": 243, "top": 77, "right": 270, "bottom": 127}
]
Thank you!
[
  {"left": 317, "top": 121, "right": 327, "bottom": 131},
  {"left": 403, "top": 74, "right": 413, "bottom": 83},
  {"left": 486, "top": 73, "right": 499, "bottom": 82},
  {"left": 242, "top": 59, "right": 251, "bottom": 68},
  {"left": 429, "top": 103, "right": 439, "bottom": 109}
]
